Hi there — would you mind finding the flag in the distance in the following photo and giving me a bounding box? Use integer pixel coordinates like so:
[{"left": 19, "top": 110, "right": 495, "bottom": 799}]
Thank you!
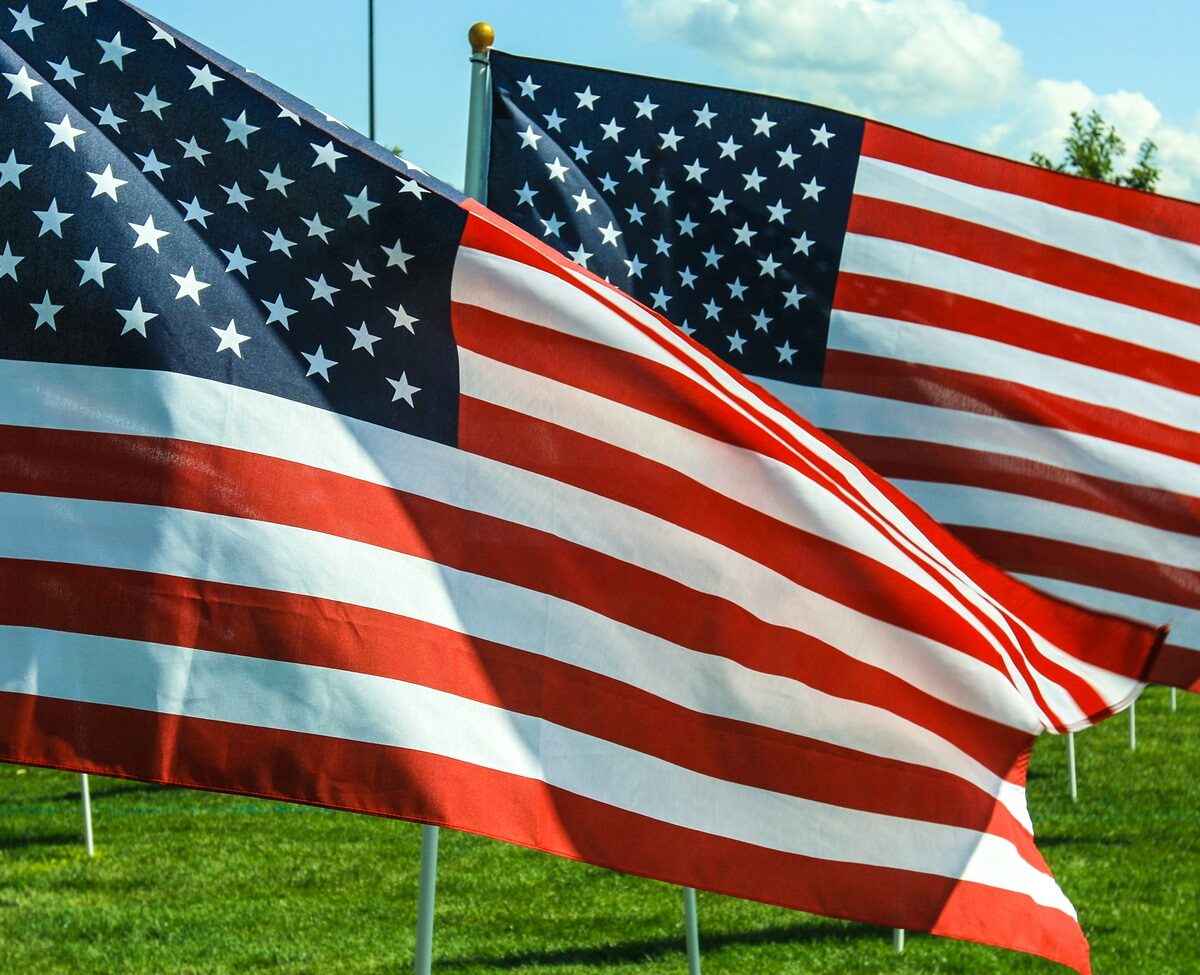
[
  {"left": 484, "top": 51, "right": 1200, "bottom": 693},
  {"left": 0, "top": 4, "right": 1165, "bottom": 972}
]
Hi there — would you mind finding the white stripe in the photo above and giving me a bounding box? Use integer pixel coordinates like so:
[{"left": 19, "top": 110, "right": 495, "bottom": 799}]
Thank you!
[
  {"left": 893, "top": 480, "right": 1200, "bottom": 573},
  {"left": 840, "top": 233, "right": 1200, "bottom": 364},
  {"left": 0, "top": 624, "right": 1073, "bottom": 916},
  {"left": 829, "top": 309, "right": 1200, "bottom": 435},
  {"left": 854, "top": 155, "right": 1200, "bottom": 291},
  {"left": 754, "top": 380, "right": 1200, "bottom": 499},
  {"left": 1016, "top": 574, "right": 1200, "bottom": 652},
  {"left": 0, "top": 474, "right": 1035, "bottom": 824}
]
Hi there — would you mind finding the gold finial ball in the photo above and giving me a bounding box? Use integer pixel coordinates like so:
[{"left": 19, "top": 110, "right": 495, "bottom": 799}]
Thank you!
[{"left": 468, "top": 21, "right": 495, "bottom": 52}]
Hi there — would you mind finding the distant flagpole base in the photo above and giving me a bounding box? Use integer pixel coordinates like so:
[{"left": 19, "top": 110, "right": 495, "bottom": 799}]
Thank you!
[
  {"left": 414, "top": 825, "right": 440, "bottom": 975},
  {"left": 893, "top": 928, "right": 905, "bottom": 952},
  {"left": 1129, "top": 701, "right": 1137, "bottom": 751},
  {"left": 80, "top": 773, "right": 94, "bottom": 857},
  {"left": 1066, "top": 731, "right": 1078, "bottom": 802},
  {"left": 682, "top": 887, "right": 701, "bottom": 975},
  {"left": 1170, "top": 687, "right": 1178, "bottom": 712}
]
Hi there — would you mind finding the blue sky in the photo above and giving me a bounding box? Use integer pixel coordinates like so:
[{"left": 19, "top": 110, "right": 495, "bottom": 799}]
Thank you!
[{"left": 135, "top": 1, "right": 1200, "bottom": 198}]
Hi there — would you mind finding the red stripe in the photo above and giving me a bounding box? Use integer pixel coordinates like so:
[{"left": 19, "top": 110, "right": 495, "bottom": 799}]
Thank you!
[
  {"left": 1146, "top": 644, "right": 1200, "bottom": 692},
  {"left": 947, "top": 526, "right": 1200, "bottom": 614},
  {"left": 0, "top": 556, "right": 1044, "bottom": 858},
  {"left": 0, "top": 423, "right": 1033, "bottom": 778},
  {"left": 823, "top": 349, "right": 1200, "bottom": 467},
  {"left": 830, "top": 430, "right": 1200, "bottom": 539},
  {"left": 833, "top": 272, "right": 1200, "bottom": 399},
  {"left": 847, "top": 195, "right": 1200, "bottom": 327},
  {"left": 1, "top": 693, "right": 1091, "bottom": 974},
  {"left": 861, "top": 119, "right": 1200, "bottom": 248}
]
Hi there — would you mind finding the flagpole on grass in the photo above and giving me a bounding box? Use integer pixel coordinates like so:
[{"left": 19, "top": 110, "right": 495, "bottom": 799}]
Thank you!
[
  {"left": 414, "top": 824, "right": 440, "bottom": 975},
  {"left": 893, "top": 928, "right": 905, "bottom": 952},
  {"left": 683, "top": 886, "right": 702, "bottom": 974},
  {"left": 1129, "top": 701, "right": 1137, "bottom": 750},
  {"left": 1171, "top": 687, "right": 1178, "bottom": 712},
  {"left": 1066, "top": 732, "right": 1078, "bottom": 802},
  {"left": 80, "top": 773, "right": 94, "bottom": 857}
]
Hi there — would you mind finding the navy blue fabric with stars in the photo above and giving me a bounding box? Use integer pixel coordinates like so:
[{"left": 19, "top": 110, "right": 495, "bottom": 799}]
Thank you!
[
  {"left": 0, "top": 0, "right": 464, "bottom": 446},
  {"left": 486, "top": 51, "right": 864, "bottom": 388}
]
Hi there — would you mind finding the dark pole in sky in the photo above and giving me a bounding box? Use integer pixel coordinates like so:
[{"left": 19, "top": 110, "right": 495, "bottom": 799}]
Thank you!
[{"left": 367, "top": 0, "right": 375, "bottom": 140}]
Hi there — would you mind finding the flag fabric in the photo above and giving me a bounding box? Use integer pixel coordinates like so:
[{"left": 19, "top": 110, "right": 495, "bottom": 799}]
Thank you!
[
  {"left": 484, "top": 52, "right": 1200, "bottom": 693},
  {"left": 0, "top": 5, "right": 1166, "bottom": 972}
]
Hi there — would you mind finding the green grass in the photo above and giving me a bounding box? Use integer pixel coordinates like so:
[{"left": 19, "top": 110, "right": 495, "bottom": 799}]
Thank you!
[{"left": 1, "top": 687, "right": 1196, "bottom": 974}]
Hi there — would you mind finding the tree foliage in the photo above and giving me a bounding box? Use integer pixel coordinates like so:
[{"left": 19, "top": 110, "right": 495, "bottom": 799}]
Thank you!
[{"left": 1031, "top": 110, "right": 1160, "bottom": 192}]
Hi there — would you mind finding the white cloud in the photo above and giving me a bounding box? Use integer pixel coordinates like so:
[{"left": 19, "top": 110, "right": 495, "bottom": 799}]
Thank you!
[{"left": 625, "top": 0, "right": 1023, "bottom": 117}]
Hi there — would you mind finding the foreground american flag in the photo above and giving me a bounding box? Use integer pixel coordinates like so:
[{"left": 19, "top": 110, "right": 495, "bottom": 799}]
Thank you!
[
  {"left": 485, "top": 53, "right": 1200, "bottom": 693},
  {"left": 0, "top": 4, "right": 1165, "bottom": 972}
]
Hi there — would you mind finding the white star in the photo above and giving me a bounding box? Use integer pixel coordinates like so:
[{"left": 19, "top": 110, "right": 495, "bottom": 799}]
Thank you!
[
  {"left": 633, "top": 94, "right": 658, "bottom": 119},
  {"left": 30, "top": 291, "right": 62, "bottom": 330},
  {"left": 600, "top": 117, "right": 624, "bottom": 141},
  {"left": 135, "top": 148, "right": 170, "bottom": 180},
  {"left": 150, "top": 24, "right": 175, "bottom": 45},
  {"left": 651, "top": 180, "right": 673, "bottom": 205},
  {"left": 680, "top": 320, "right": 696, "bottom": 336},
  {"left": 571, "top": 188, "right": 596, "bottom": 214},
  {"left": 347, "top": 322, "right": 382, "bottom": 355},
  {"left": 389, "top": 303, "right": 419, "bottom": 331},
  {"left": 811, "top": 123, "right": 835, "bottom": 148},
  {"left": 136, "top": 85, "right": 171, "bottom": 119},
  {"left": 659, "top": 126, "right": 683, "bottom": 151},
  {"left": 776, "top": 144, "right": 800, "bottom": 169},
  {"left": 178, "top": 196, "right": 213, "bottom": 228},
  {"left": 75, "top": 246, "right": 114, "bottom": 287},
  {"left": 716, "top": 134, "right": 741, "bottom": 160},
  {"left": 307, "top": 274, "right": 339, "bottom": 305},
  {"left": 625, "top": 149, "right": 649, "bottom": 174},
  {"left": 277, "top": 105, "right": 300, "bottom": 124},
  {"left": 676, "top": 213, "right": 698, "bottom": 236},
  {"left": 387, "top": 373, "right": 420, "bottom": 407},
  {"left": 542, "top": 108, "right": 565, "bottom": 131},
  {"left": 62, "top": 0, "right": 99, "bottom": 14},
  {"left": 727, "top": 331, "right": 747, "bottom": 353},
  {"left": 791, "top": 231, "right": 814, "bottom": 256},
  {"left": 570, "top": 140, "right": 592, "bottom": 164},
  {"left": 708, "top": 190, "right": 732, "bottom": 215},
  {"left": 776, "top": 340, "right": 797, "bottom": 364},
  {"left": 0, "top": 241, "right": 23, "bottom": 281},
  {"left": 751, "top": 112, "right": 776, "bottom": 136},
  {"left": 575, "top": 85, "right": 599, "bottom": 110},
  {"left": 10, "top": 5, "right": 43, "bottom": 40},
  {"left": 651, "top": 234, "right": 670, "bottom": 255},
  {"left": 345, "top": 185, "right": 380, "bottom": 222},
  {"left": 96, "top": 32, "right": 135, "bottom": 70},
  {"left": 260, "top": 163, "right": 293, "bottom": 195},
  {"left": 46, "top": 115, "right": 85, "bottom": 151},
  {"left": 4, "top": 65, "right": 41, "bottom": 100},
  {"left": 221, "top": 182, "right": 253, "bottom": 211},
  {"left": 381, "top": 237, "right": 413, "bottom": 271},
  {"left": 515, "top": 181, "right": 537, "bottom": 206},
  {"left": 222, "top": 110, "right": 259, "bottom": 147},
  {"left": 540, "top": 213, "right": 564, "bottom": 237},
  {"left": 767, "top": 199, "right": 791, "bottom": 223},
  {"left": 545, "top": 157, "right": 568, "bottom": 182},
  {"left": 397, "top": 177, "right": 427, "bottom": 199},
  {"left": 261, "top": 294, "right": 297, "bottom": 329},
  {"left": 692, "top": 102, "right": 717, "bottom": 128},
  {"left": 117, "top": 298, "right": 157, "bottom": 337},
  {"left": 625, "top": 202, "right": 645, "bottom": 225},
  {"left": 176, "top": 136, "right": 210, "bottom": 165},
  {"left": 187, "top": 63, "right": 223, "bottom": 95},
  {"left": 263, "top": 228, "right": 296, "bottom": 257},
  {"left": 751, "top": 309, "right": 772, "bottom": 332},
  {"left": 86, "top": 164, "right": 127, "bottom": 201},
  {"left": 733, "top": 223, "right": 756, "bottom": 246},
  {"left": 221, "top": 244, "right": 255, "bottom": 276},
  {"left": 782, "top": 285, "right": 805, "bottom": 308},
  {"left": 517, "top": 75, "right": 540, "bottom": 99},
  {"left": 46, "top": 56, "right": 84, "bottom": 88},
  {"left": 302, "top": 212, "right": 334, "bottom": 242},
  {"left": 728, "top": 278, "right": 748, "bottom": 301},
  {"left": 598, "top": 172, "right": 619, "bottom": 193},
  {"left": 343, "top": 259, "right": 374, "bottom": 286},
  {"left": 517, "top": 124, "right": 542, "bottom": 150},
  {"left": 597, "top": 221, "right": 623, "bottom": 247},
  {"left": 800, "top": 175, "right": 825, "bottom": 200},
  {"left": 624, "top": 254, "right": 645, "bottom": 278},
  {"left": 701, "top": 245, "right": 722, "bottom": 268},
  {"left": 33, "top": 198, "right": 72, "bottom": 237},
  {"left": 702, "top": 298, "right": 722, "bottom": 321},
  {"left": 568, "top": 244, "right": 594, "bottom": 268},
  {"left": 171, "top": 266, "right": 209, "bottom": 304},
  {"left": 212, "top": 319, "right": 251, "bottom": 358},
  {"left": 757, "top": 254, "right": 781, "bottom": 277},
  {"left": 92, "top": 103, "right": 125, "bottom": 131},
  {"left": 302, "top": 345, "right": 337, "bottom": 382},
  {"left": 649, "top": 286, "right": 671, "bottom": 310},
  {"left": 311, "top": 140, "right": 347, "bottom": 172},
  {"left": 129, "top": 214, "right": 170, "bottom": 253},
  {"left": 683, "top": 159, "right": 708, "bottom": 182},
  {"left": 678, "top": 266, "right": 697, "bottom": 288},
  {"left": 742, "top": 167, "right": 765, "bottom": 192}
]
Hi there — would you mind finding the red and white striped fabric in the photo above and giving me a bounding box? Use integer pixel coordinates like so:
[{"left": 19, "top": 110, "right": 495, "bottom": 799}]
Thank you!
[
  {"left": 3, "top": 194, "right": 1164, "bottom": 973},
  {"left": 761, "top": 123, "right": 1200, "bottom": 693}
]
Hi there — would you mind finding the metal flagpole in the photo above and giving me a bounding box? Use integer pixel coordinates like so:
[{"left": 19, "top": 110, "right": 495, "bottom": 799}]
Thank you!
[
  {"left": 80, "top": 773, "right": 94, "bottom": 857},
  {"left": 683, "top": 887, "right": 702, "bottom": 975},
  {"left": 1170, "top": 687, "right": 1178, "bottom": 712},
  {"left": 367, "top": 0, "right": 376, "bottom": 140},
  {"left": 1128, "top": 701, "right": 1137, "bottom": 750},
  {"left": 1066, "top": 732, "right": 1078, "bottom": 802},
  {"left": 893, "top": 928, "right": 905, "bottom": 952},
  {"left": 413, "top": 825, "right": 439, "bottom": 975}
]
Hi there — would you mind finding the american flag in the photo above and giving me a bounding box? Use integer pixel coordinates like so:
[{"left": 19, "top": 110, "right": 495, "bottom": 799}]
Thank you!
[
  {"left": 485, "top": 52, "right": 1200, "bottom": 694},
  {"left": 0, "top": 5, "right": 1164, "bottom": 972}
]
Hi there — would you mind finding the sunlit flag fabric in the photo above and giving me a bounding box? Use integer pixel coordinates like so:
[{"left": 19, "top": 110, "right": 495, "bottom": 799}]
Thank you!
[
  {"left": 485, "top": 52, "right": 1200, "bottom": 694},
  {"left": 0, "top": 5, "right": 1167, "bottom": 973}
]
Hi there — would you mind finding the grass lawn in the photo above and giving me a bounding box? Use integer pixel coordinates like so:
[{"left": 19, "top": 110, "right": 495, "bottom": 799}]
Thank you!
[{"left": 1, "top": 687, "right": 1196, "bottom": 974}]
